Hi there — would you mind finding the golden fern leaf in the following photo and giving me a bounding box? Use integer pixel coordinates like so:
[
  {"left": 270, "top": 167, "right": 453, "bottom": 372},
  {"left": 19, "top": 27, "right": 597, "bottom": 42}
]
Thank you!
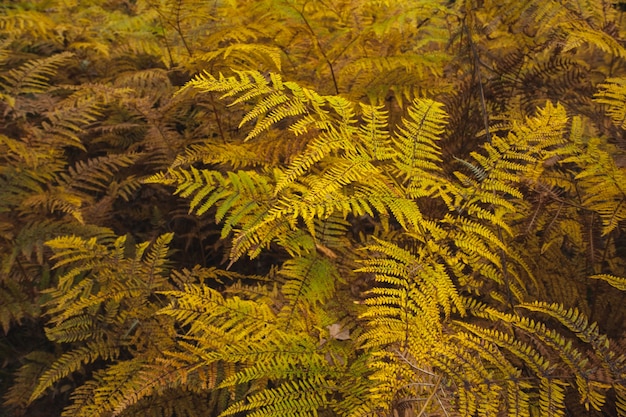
[
  {"left": 195, "top": 43, "right": 282, "bottom": 72},
  {"left": 275, "top": 128, "right": 357, "bottom": 195},
  {"left": 539, "top": 377, "right": 567, "bottom": 417},
  {"left": 358, "top": 237, "right": 463, "bottom": 319},
  {"left": 171, "top": 142, "right": 271, "bottom": 170},
  {"left": 60, "top": 359, "right": 147, "bottom": 417},
  {"left": 562, "top": 137, "right": 626, "bottom": 236},
  {"left": 0, "top": 8, "right": 57, "bottom": 39},
  {"left": 277, "top": 253, "right": 338, "bottom": 327},
  {"left": 617, "top": 384, "right": 626, "bottom": 417},
  {"left": 596, "top": 77, "right": 626, "bottom": 129},
  {"left": 590, "top": 274, "right": 626, "bottom": 291},
  {"left": 0, "top": 52, "right": 74, "bottom": 95},
  {"left": 30, "top": 232, "right": 178, "bottom": 414},
  {"left": 182, "top": 70, "right": 355, "bottom": 141},
  {"left": 220, "top": 377, "right": 331, "bottom": 417},
  {"left": 514, "top": 315, "right": 610, "bottom": 410},
  {"left": 564, "top": 22, "right": 626, "bottom": 59},
  {"left": 29, "top": 341, "right": 122, "bottom": 403},
  {"left": 392, "top": 98, "right": 447, "bottom": 181}
]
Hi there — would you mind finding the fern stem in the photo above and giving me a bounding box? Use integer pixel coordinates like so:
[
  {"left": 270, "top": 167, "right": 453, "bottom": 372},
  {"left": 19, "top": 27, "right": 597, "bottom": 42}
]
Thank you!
[
  {"left": 149, "top": 1, "right": 175, "bottom": 67},
  {"left": 463, "top": 20, "right": 491, "bottom": 144},
  {"left": 294, "top": 2, "right": 339, "bottom": 94},
  {"left": 463, "top": 11, "right": 517, "bottom": 310},
  {"left": 210, "top": 93, "right": 227, "bottom": 144},
  {"left": 174, "top": 0, "right": 193, "bottom": 57},
  {"left": 415, "top": 374, "right": 443, "bottom": 417}
]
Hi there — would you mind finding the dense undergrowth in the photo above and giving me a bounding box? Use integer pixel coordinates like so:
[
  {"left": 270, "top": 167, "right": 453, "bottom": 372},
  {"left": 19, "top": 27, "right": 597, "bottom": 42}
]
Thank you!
[{"left": 1, "top": 1, "right": 626, "bottom": 416}]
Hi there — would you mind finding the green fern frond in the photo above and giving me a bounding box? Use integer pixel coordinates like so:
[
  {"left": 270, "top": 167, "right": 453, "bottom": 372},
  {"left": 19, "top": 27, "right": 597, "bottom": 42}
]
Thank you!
[{"left": 277, "top": 253, "right": 338, "bottom": 327}]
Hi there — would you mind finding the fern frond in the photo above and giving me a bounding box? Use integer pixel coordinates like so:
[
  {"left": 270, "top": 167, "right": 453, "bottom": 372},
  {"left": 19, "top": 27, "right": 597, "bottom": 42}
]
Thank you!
[
  {"left": 278, "top": 254, "right": 338, "bottom": 327},
  {"left": 454, "top": 320, "right": 553, "bottom": 375},
  {"left": 181, "top": 70, "right": 357, "bottom": 141},
  {"left": 158, "top": 283, "right": 277, "bottom": 340},
  {"left": 565, "top": 23, "right": 626, "bottom": 59},
  {"left": 393, "top": 98, "right": 446, "bottom": 181},
  {"left": 562, "top": 135, "right": 626, "bottom": 235},
  {"left": 616, "top": 384, "right": 626, "bottom": 417},
  {"left": 29, "top": 341, "right": 121, "bottom": 403},
  {"left": 518, "top": 302, "right": 611, "bottom": 354},
  {"left": 0, "top": 52, "right": 74, "bottom": 95},
  {"left": 590, "top": 274, "right": 626, "bottom": 291},
  {"left": 510, "top": 315, "right": 609, "bottom": 411},
  {"left": 0, "top": 8, "right": 57, "bottom": 39},
  {"left": 45, "top": 234, "right": 110, "bottom": 270},
  {"left": 171, "top": 142, "right": 270, "bottom": 169},
  {"left": 357, "top": 103, "right": 394, "bottom": 161},
  {"left": 41, "top": 93, "right": 103, "bottom": 149},
  {"left": 220, "top": 377, "right": 331, "bottom": 417},
  {"left": 195, "top": 43, "right": 283, "bottom": 72},
  {"left": 275, "top": 129, "right": 355, "bottom": 194},
  {"left": 0, "top": 279, "right": 39, "bottom": 333},
  {"left": 58, "top": 153, "right": 141, "bottom": 194},
  {"left": 3, "top": 351, "right": 56, "bottom": 411},
  {"left": 61, "top": 359, "right": 147, "bottom": 417},
  {"left": 539, "top": 377, "right": 567, "bottom": 417},
  {"left": 596, "top": 77, "right": 626, "bottom": 129}
]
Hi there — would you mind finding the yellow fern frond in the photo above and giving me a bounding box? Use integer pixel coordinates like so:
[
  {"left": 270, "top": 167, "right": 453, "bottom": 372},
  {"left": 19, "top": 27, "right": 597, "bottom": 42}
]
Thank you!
[
  {"left": 595, "top": 77, "right": 626, "bottom": 129},
  {"left": 590, "top": 274, "right": 626, "bottom": 291},
  {"left": 0, "top": 52, "right": 74, "bottom": 95}
]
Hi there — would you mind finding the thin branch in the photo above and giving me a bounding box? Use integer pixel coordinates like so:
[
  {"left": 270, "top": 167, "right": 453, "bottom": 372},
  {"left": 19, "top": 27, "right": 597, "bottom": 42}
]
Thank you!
[
  {"left": 416, "top": 375, "right": 443, "bottom": 417},
  {"left": 293, "top": 2, "right": 340, "bottom": 94}
]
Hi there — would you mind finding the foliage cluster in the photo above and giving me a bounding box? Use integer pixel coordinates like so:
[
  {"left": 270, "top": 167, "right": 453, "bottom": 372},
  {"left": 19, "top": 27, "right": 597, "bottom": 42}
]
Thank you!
[{"left": 2, "top": 0, "right": 626, "bottom": 416}]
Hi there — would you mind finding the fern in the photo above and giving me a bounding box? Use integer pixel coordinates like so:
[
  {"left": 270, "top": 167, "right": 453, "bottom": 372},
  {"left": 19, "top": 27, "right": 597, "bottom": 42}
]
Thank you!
[
  {"left": 0, "top": 52, "right": 74, "bottom": 96},
  {"left": 591, "top": 274, "right": 626, "bottom": 291},
  {"left": 562, "top": 135, "right": 626, "bottom": 236},
  {"left": 3, "top": 1, "right": 626, "bottom": 416},
  {"left": 596, "top": 77, "right": 626, "bottom": 129},
  {"left": 25, "top": 232, "right": 179, "bottom": 415},
  {"left": 0, "top": 279, "right": 39, "bottom": 334}
]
